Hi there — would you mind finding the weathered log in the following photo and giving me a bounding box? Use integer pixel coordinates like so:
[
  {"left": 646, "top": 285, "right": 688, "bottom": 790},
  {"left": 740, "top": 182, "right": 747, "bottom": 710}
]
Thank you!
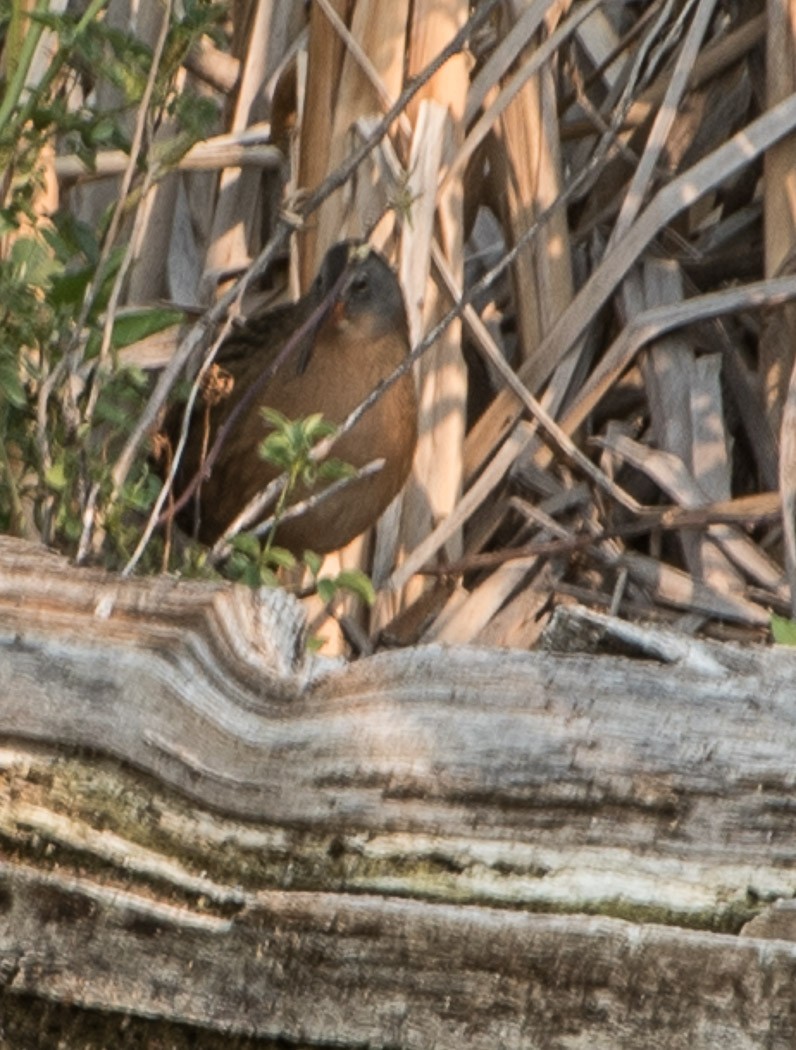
[
  {"left": 2, "top": 536, "right": 796, "bottom": 1047},
  {"left": 5, "top": 860, "right": 796, "bottom": 1049}
]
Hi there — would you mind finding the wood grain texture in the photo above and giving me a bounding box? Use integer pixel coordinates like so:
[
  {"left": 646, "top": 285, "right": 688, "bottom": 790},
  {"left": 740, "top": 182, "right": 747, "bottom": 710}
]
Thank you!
[
  {"left": 2, "top": 536, "right": 796, "bottom": 894},
  {"left": 3, "top": 536, "right": 796, "bottom": 1044},
  {"left": 5, "top": 860, "right": 796, "bottom": 1048}
]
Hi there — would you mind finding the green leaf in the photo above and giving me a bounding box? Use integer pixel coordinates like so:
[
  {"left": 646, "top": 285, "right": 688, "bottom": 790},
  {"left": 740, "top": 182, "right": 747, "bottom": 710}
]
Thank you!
[
  {"left": 259, "top": 430, "right": 294, "bottom": 470},
  {"left": 317, "top": 457, "right": 356, "bottom": 482},
  {"left": 109, "top": 308, "right": 184, "bottom": 349},
  {"left": 302, "top": 549, "right": 323, "bottom": 577},
  {"left": 300, "top": 413, "right": 337, "bottom": 443},
  {"left": 299, "top": 461, "right": 318, "bottom": 487},
  {"left": 0, "top": 213, "right": 18, "bottom": 238},
  {"left": 263, "top": 545, "right": 297, "bottom": 571},
  {"left": 169, "top": 93, "right": 218, "bottom": 148},
  {"left": 47, "top": 211, "right": 100, "bottom": 265},
  {"left": 87, "top": 114, "right": 118, "bottom": 145},
  {"left": 94, "top": 397, "right": 133, "bottom": 428},
  {"left": 9, "top": 235, "right": 57, "bottom": 286},
  {"left": 120, "top": 471, "right": 161, "bottom": 513},
  {"left": 332, "top": 569, "right": 376, "bottom": 605},
  {"left": 225, "top": 551, "right": 251, "bottom": 582},
  {"left": 44, "top": 461, "right": 68, "bottom": 493},
  {"left": 316, "top": 578, "right": 336, "bottom": 604},
  {"left": 316, "top": 569, "right": 376, "bottom": 607},
  {"left": 230, "top": 532, "right": 261, "bottom": 559},
  {"left": 285, "top": 418, "right": 307, "bottom": 448},
  {"left": 49, "top": 265, "right": 93, "bottom": 307},
  {"left": 0, "top": 356, "right": 26, "bottom": 408},
  {"left": 58, "top": 509, "right": 83, "bottom": 542},
  {"left": 241, "top": 564, "right": 264, "bottom": 587},
  {"left": 261, "top": 407, "right": 291, "bottom": 429},
  {"left": 771, "top": 614, "right": 796, "bottom": 646}
]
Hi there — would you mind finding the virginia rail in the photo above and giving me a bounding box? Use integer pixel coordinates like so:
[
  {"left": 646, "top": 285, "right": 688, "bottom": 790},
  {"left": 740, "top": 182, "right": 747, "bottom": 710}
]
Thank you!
[{"left": 170, "top": 242, "right": 418, "bottom": 554}]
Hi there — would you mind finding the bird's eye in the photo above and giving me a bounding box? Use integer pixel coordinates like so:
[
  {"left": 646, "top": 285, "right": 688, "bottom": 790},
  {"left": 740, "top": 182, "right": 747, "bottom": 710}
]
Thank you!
[{"left": 349, "top": 272, "right": 369, "bottom": 295}]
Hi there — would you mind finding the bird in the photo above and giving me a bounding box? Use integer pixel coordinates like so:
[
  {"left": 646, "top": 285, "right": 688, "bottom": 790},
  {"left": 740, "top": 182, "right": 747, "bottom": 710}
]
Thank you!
[{"left": 167, "top": 241, "right": 418, "bottom": 554}]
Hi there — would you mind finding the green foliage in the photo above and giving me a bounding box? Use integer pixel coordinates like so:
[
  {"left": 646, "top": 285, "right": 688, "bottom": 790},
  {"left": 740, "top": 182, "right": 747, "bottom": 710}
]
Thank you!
[
  {"left": 298, "top": 545, "right": 375, "bottom": 608},
  {"left": 221, "top": 529, "right": 376, "bottom": 609},
  {"left": 316, "top": 568, "right": 376, "bottom": 607},
  {"left": 0, "top": 1, "right": 377, "bottom": 626},
  {"left": 770, "top": 614, "right": 796, "bottom": 646},
  {"left": 225, "top": 533, "right": 297, "bottom": 589},
  {"left": 258, "top": 407, "right": 354, "bottom": 558},
  {"left": 214, "top": 409, "right": 376, "bottom": 606},
  {"left": 259, "top": 408, "right": 355, "bottom": 491},
  {"left": 84, "top": 307, "right": 185, "bottom": 360},
  {"left": 0, "top": 0, "right": 223, "bottom": 558}
]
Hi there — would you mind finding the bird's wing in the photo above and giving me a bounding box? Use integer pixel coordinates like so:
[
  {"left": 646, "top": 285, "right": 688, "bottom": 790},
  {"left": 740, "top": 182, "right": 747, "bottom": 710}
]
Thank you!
[{"left": 215, "top": 295, "right": 322, "bottom": 380}]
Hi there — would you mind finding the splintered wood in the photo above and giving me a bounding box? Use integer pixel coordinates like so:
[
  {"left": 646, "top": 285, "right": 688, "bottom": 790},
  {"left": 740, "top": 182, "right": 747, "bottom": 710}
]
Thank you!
[{"left": 46, "top": 2, "right": 796, "bottom": 650}]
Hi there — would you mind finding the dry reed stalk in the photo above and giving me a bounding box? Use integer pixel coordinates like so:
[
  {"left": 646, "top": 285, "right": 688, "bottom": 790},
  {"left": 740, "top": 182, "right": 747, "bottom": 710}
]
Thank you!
[
  {"left": 617, "top": 13, "right": 766, "bottom": 131},
  {"left": 427, "top": 479, "right": 587, "bottom": 646},
  {"left": 201, "top": 1, "right": 298, "bottom": 301},
  {"left": 451, "top": 0, "right": 602, "bottom": 188},
  {"left": 689, "top": 354, "right": 738, "bottom": 588},
  {"left": 368, "top": 100, "right": 449, "bottom": 631},
  {"left": 55, "top": 136, "right": 282, "bottom": 183},
  {"left": 297, "top": 0, "right": 409, "bottom": 284},
  {"left": 70, "top": 3, "right": 174, "bottom": 302},
  {"left": 635, "top": 258, "right": 740, "bottom": 593},
  {"left": 779, "top": 349, "right": 796, "bottom": 615},
  {"left": 315, "top": 0, "right": 408, "bottom": 260},
  {"left": 392, "top": 272, "right": 796, "bottom": 609},
  {"left": 28, "top": 3, "right": 796, "bottom": 645},
  {"left": 763, "top": 0, "right": 796, "bottom": 282},
  {"left": 297, "top": 2, "right": 411, "bottom": 649},
  {"left": 552, "top": 275, "right": 796, "bottom": 464},
  {"left": 595, "top": 433, "right": 786, "bottom": 599},
  {"left": 575, "top": 4, "right": 627, "bottom": 90},
  {"left": 618, "top": 550, "right": 770, "bottom": 627},
  {"left": 380, "top": 0, "right": 470, "bottom": 624},
  {"left": 609, "top": 0, "right": 717, "bottom": 245},
  {"left": 464, "top": 91, "right": 796, "bottom": 486},
  {"left": 492, "top": 2, "right": 573, "bottom": 365},
  {"left": 295, "top": 0, "right": 350, "bottom": 285},
  {"left": 3, "top": 6, "right": 60, "bottom": 228},
  {"left": 760, "top": 3, "right": 796, "bottom": 437}
]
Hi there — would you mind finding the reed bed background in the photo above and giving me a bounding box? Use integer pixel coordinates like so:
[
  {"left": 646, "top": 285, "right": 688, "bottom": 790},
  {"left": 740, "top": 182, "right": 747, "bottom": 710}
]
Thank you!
[{"left": 3, "top": 0, "right": 792, "bottom": 652}]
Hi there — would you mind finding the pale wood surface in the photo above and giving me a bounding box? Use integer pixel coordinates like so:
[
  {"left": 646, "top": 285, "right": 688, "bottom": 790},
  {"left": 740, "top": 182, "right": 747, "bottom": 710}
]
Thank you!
[
  {"left": 6, "top": 860, "right": 796, "bottom": 1050},
  {"left": 2, "top": 536, "right": 796, "bottom": 1046}
]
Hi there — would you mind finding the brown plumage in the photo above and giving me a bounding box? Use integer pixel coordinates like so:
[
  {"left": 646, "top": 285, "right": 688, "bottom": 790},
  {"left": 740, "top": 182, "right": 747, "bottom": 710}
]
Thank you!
[{"left": 170, "top": 242, "right": 417, "bottom": 554}]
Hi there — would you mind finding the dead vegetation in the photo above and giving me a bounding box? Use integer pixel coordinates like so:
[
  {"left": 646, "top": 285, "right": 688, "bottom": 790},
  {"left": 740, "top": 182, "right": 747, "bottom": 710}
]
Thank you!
[{"left": 11, "top": 0, "right": 796, "bottom": 652}]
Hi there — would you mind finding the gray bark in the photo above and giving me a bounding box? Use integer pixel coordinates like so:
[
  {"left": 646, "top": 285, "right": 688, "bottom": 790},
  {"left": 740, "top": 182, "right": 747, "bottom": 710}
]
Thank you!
[{"left": 1, "top": 536, "right": 796, "bottom": 1047}]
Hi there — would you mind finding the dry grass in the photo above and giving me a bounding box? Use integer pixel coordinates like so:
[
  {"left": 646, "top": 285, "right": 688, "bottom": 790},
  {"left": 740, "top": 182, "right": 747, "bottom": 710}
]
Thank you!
[{"left": 26, "top": 0, "right": 796, "bottom": 650}]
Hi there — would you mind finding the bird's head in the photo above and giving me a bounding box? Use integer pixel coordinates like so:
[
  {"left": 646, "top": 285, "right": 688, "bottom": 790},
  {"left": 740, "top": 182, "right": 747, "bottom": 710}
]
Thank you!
[{"left": 316, "top": 241, "right": 408, "bottom": 342}]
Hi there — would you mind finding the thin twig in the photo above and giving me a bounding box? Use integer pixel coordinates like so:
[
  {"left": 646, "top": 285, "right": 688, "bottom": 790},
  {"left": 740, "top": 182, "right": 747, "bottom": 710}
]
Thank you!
[
  {"left": 297, "top": 0, "right": 501, "bottom": 222},
  {"left": 120, "top": 313, "right": 237, "bottom": 576},
  {"left": 209, "top": 459, "right": 386, "bottom": 563},
  {"left": 75, "top": 0, "right": 174, "bottom": 563},
  {"left": 423, "top": 494, "right": 782, "bottom": 578},
  {"left": 609, "top": 0, "right": 715, "bottom": 246}
]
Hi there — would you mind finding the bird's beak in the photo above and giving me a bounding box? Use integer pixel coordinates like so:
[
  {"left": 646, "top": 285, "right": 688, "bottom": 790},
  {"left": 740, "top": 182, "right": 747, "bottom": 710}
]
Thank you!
[{"left": 330, "top": 299, "right": 347, "bottom": 326}]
